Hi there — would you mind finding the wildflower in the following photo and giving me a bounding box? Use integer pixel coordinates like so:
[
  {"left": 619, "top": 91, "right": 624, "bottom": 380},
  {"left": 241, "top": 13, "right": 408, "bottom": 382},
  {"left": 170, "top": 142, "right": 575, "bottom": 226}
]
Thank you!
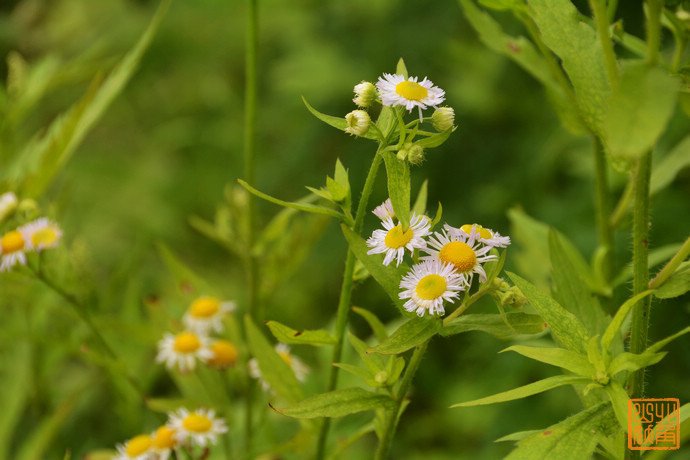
[
  {"left": 0, "top": 229, "right": 29, "bottom": 272},
  {"left": 376, "top": 73, "right": 445, "bottom": 119},
  {"left": 423, "top": 227, "right": 497, "bottom": 287},
  {"left": 21, "top": 218, "right": 62, "bottom": 251},
  {"left": 207, "top": 339, "right": 239, "bottom": 369},
  {"left": 114, "top": 434, "right": 154, "bottom": 460},
  {"left": 344, "top": 110, "right": 371, "bottom": 137},
  {"left": 150, "top": 425, "right": 177, "bottom": 459},
  {"left": 0, "top": 192, "right": 18, "bottom": 222},
  {"left": 452, "top": 223, "right": 511, "bottom": 248},
  {"left": 156, "top": 331, "right": 213, "bottom": 373},
  {"left": 405, "top": 144, "right": 425, "bottom": 165},
  {"left": 183, "top": 296, "right": 236, "bottom": 334},
  {"left": 249, "top": 343, "right": 309, "bottom": 392},
  {"left": 168, "top": 408, "right": 228, "bottom": 448},
  {"left": 431, "top": 106, "right": 455, "bottom": 132},
  {"left": 372, "top": 198, "right": 396, "bottom": 221},
  {"left": 399, "top": 259, "right": 464, "bottom": 316},
  {"left": 352, "top": 81, "right": 377, "bottom": 108},
  {"left": 366, "top": 214, "right": 431, "bottom": 266}
]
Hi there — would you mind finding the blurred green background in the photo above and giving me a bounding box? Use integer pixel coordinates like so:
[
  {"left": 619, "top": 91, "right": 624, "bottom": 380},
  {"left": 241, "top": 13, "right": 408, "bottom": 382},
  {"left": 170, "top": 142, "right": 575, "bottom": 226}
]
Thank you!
[{"left": 1, "top": 0, "right": 689, "bottom": 458}]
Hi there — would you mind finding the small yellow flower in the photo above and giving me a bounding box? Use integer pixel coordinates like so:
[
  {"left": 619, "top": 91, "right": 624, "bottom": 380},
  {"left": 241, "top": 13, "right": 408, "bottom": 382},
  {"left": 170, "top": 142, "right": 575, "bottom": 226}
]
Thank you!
[
  {"left": 207, "top": 339, "right": 239, "bottom": 369},
  {"left": 366, "top": 213, "right": 431, "bottom": 266},
  {"left": 0, "top": 229, "right": 28, "bottom": 272},
  {"left": 376, "top": 73, "right": 445, "bottom": 120},
  {"left": 151, "top": 425, "right": 177, "bottom": 458},
  {"left": 114, "top": 434, "right": 153, "bottom": 460},
  {"left": 168, "top": 408, "right": 228, "bottom": 448},
  {"left": 22, "top": 218, "right": 63, "bottom": 250},
  {"left": 156, "top": 331, "right": 213, "bottom": 373},
  {"left": 399, "top": 260, "right": 464, "bottom": 316},
  {"left": 183, "top": 295, "right": 236, "bottom": 334},
  {"left": 454, "top": 223, "right": 510, "bottom": 248}
]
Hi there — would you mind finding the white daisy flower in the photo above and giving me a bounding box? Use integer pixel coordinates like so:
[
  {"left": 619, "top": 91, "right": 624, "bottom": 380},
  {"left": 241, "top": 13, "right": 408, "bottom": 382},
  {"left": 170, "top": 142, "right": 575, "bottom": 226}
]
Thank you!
[
  {"left": 21, "top": 218, "right": 63, "bottom": 251},
  {"left": 0, "top": 228, "right": 30, "bottom": 272},
  {"left": 0, "top": 192, "right": 18, "bottom": 221},
  {"left": 366, "top": 214, "right": 431, "bottom": 266},
  {"left": 399, "top": 259, "right": 464, "bottom": 317},
  {"left": 423, "top": 227, "right": 497, "bottom": 287},
  {"left": 372, "top": 198, "right": 396, "bottom": 221},
  {"left": 352, "top": 81, "right": 377, "bottom": 108},
  {"left": 156, "top": 331, "right": 213, "bottom": 373},
  {"left": 150, "top": 425, "right": 177, "bottom": 460},
  {"left": 452, "top": 223, "right": 511, "bottom": 248},
  {"left": 182, "top": 296, "right": 236, "bottom": 334},
  {"left": 376, "top": 73, "right": 445, "bottom": 120},
  {"left": 168, "top": 408, "right": 227, "bottom": 448},
  {"left": 114, "top": 434, "right": 155, "bottom": 460},
  {"left": 249, "top": 343, "right": 309, "bottom": 393}
]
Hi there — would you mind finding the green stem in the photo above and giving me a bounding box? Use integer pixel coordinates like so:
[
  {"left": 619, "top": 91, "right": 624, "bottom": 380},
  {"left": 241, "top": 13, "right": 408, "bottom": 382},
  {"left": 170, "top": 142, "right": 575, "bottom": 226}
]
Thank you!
[
  {"left": 375, "top": 340, "right": 429, "bottom": 460},
  {"left": 607, "top": 0, "right": 619, "bottom": 21},
  {"left": 315, "top": 150, "right": 384, "bottom": 459},
  {"left": 649, "top": 236, "right": 690, "bottom": 289},
  {"left": 589, "top": 0, "right": 619, "bottom": 89},
  {"left": 645, "top": 0, "right": 663, "bottom": 66},
  {"left": 627, "top": 152, "right": 652, "bottom": 397},
  {"left": 592, "top": 136, "right": 614, "bottom": 282},
  {"left": 243, "top": 0, "right": 259, "bottom": 457},
  {"left": 442, "top": 287, "right": 491, "bottom": 325}
]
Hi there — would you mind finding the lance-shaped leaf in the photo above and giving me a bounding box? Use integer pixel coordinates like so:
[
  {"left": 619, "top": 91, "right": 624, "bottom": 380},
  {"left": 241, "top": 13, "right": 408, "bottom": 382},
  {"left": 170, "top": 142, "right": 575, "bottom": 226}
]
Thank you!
[
  {"left": 505, "top": 402, "right": 618, "bottom": 460},
  {"left": 266, "top": 321, "right": 336, "bottom": 347},
  {"left": 508, "top": 208, "right": 551, "bottom": 288},
  {"left": 277, "top": 387, "right": 395, "bottom": 419},
  {"left": 352, "top": 307, "right": 389, "bottom": 343},
  {"left": 451, "top": 375, "right": 591, "bottom": 408},
  {"left": 501, "top": 345, "right": 593, "bottom": 377},
  {"left": 440, "top": 312, "right": 546, "bottom": 339},
  {"left": 245, "top": 316, "right": 303, "bottom": 403},
  {"left": 382, "top": 151, "right": 411, "bottom": 229},
  {"left": 607, "top": 351, "right": 666, "bottom": 377},
  {"left": 508, "top": 273, "right": 590, "bottom": 354},
  {"left": 604, "top": 380, "right": 637, "bottom": 434},
  {"left": 412, "top": 180, "right": 428, "bottom": 216},
  {"left": 651, "top": 135, "right": 690, "bottom": 195},
  {"left": 646, "top": 326, "right": 690, "bottom": 354},
  {"left": 654, "top": 262, "right": 690, "bottom": 299},
  {"left": 415, "top": 129, "right": 454, "bottom": 149},
  {"left": 370, "top": 318, "right": 441, "bottom": 355},
  {"left": 613, "top": 243, "right": 681, "bottom": 287},
  {"left": 302, "top": 97, "right": 379, "bottom": 140},
  {"left": 600, "top": 290, "right": 654, "bottom": 352}
]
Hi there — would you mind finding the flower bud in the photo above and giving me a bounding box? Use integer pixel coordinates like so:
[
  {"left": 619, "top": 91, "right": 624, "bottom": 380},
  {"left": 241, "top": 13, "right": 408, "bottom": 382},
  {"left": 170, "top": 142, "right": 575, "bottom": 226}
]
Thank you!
[
  {"left": 344, "top": 110, "right": 371, "bottom": 137},
  {"left": 407, "top": 144, "right": 425, "bottom": 165},
  {"left": 0, "top": 192, "right": 18, "bottom": 222},
  {"left": 352, "top": 81, "right": 377, "bottom": 108},
  {"left": 431, "top": 106, "right": 455, "bottom": 132}
]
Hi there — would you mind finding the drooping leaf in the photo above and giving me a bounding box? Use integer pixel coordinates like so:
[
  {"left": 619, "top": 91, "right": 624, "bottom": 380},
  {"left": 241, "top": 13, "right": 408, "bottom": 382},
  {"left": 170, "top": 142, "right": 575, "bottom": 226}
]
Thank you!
[
  {"left": 651, "top": 135, "right": 690, "bottom": 195},
  {"left": 277, "top": 387, "right": 394, "bottom": 419},
  {"left": 266, "top": 321, "right": 336, "bottom": 347},
  {"left": 370, "top": 318, "right": 441, "bottom": 355},
  {"left": 451, "top": 374, "right": 591, "bottom": 407},
  {"left": 501, "top": 345, "right": 592, "bottom": 377},
  {"left": 654, "top": 262, "right": 690, "bottom": 299},
  {"left": 382, "top": 151, "right": 411, "bottom": 229},
  {"left": 508, "top": 272, "right": 590, "bottom": 354},
  {"left": 440, "top": 312, "right": 546, "bottom": 339},
  {"left": 302, "top": 97, "right": 379, "bottom": 140}
]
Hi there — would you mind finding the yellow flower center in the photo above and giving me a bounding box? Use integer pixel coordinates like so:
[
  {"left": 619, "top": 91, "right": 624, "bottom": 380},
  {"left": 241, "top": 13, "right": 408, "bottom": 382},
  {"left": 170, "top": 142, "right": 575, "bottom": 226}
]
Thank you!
[
  {"left": 415, "top": 274, "right": 447, "bottom": 300},
  {"left": 125, "top": 434, "right": 152, "bottom": 456},
  {"left": 182, "top": 413, "right": 213, "bottom": 433},
  {"left": 1, "top": 231, "right": 25, "bottom": 253},
  {"left": 460, "top": 224, "right": 492, "bottom": 240},
  {"left": 439, "top": 241, "right": 477, "bottom": 273},
  {"left": 278, "top": 350, "right": 293, "bottom": 366},
  {"left": 395, "top": 80, "right": 429, "bottom": 101},
  {"left": 189, "top": 296, "right": 221, "bottom": 318},
  {"left": 152, "top": 426, "right": 177, "bottom": 449},
  {"left": 173, "top": 332, "right": 201, "bottom": 354},
  {"left": 208, "top": 340, "right": 238, "bottom": 368},
  {"left": 31, "top": 228, "right": 59, "bottom": 248},
  {"left": 384, "top": 224, "right": 413, "bottom": 249}
]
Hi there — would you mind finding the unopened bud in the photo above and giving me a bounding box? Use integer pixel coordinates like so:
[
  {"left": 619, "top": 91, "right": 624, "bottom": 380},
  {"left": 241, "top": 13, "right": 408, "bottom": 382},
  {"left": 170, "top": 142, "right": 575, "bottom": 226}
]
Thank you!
[
  {"left": 352, "top": 81, "right": 377, "bottom": 108},
  {"left": 0, "top": 192, "right": 18, "bottom": 222},
  {"left": 344, "top": 110, "right": 371, "bottom": 137},
  {"left": 431, "top": 106, "right": 455, "bottom": 132},
  {"left": 407, "top": 144, "right": 425, "bottom": 165}
]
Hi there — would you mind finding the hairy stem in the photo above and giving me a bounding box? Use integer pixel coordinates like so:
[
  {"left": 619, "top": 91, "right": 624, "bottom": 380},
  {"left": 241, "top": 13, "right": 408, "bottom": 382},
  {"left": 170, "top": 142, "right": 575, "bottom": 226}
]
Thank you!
[
  {"left": 645, "top": 0, "right": 663, "bottom": 66},
  {"left": 316, "top": 151, "right": 384, "bottom": 459},
  {"left": 375, "top": 340, "right": 429, "bottom": 460}
]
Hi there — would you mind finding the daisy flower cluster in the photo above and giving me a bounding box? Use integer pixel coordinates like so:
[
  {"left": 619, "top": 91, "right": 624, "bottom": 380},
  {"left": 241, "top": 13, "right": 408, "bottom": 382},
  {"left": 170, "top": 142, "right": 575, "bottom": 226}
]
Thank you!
[
  {"left": 366, "top": 199, "right": 510, "bottom": 317},
  {"left": 248, "top": 343, "right": 309, "bottom": 393},
  {"left": 113, "top": 407, "right": 227, "bottom": 460},
  {"left": 156, "top": 295, "right": 238, "bottom": 373},
  {"left": 0, "top": 192, "right": 63, "bottom": 273}
]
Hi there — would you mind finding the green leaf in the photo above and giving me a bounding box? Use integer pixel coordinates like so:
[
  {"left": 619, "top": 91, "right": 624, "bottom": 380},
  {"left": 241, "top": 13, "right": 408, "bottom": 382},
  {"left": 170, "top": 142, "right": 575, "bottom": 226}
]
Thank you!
[
  {"left": 156, "top": 243, "right": 214, "bottom": 294},
  {"left": 654, "top": 262, "right": 690, "bottom": 299},
  {"left": 16, "top": 396, "right": 76, "bottom": 460},
  {"left": 382, "top": 152, "right": 411, "bottom": 229},
  {"left": 302, "top": 96, "right": 379, "bottom": 140},
  {"left": 605, "top": 63, "right": 678, "bottom": 162},
  {"left": 613, "top": 243, "right": 682, "bottom": 287},
  {"left": 508, "top": 208, "right": 551, "bottom": 289},
  {"left": 396, "top": 58, "right": 408, "bottom": 79},
  {"left": 0, "top": 342, "right": 31, "bottom": 460},
  {"left": 646, "top": 326, "right": 690, "bottom": 354},
  {"left": 549, "top": 230, "right": 608, "bottom": 336},
  {"left": 370, "top": 318, "right": 441, "bottom": 355},
  {"left": 238, "top": 179, "right": 345, "bottom": 221},
  {"left": 412, "top": 180, "right": 428, "bottom": 216},
  {"left": 508, "top": 273, "right": 590, "bottom": 354},
  {"left": 505, "top": 402, "right": 618, "bottom": 460},
  {"left": 16, "top": 0, "right": 171, "bottom": 196},
  {"left": 607, "top": 351, "right": 666, "bottom": 376},
  {"left": 348, "top": 332, "right": 387, "bottom": 374},
  {"left": 277, "top": 387, "right": 394, "bottom": 419},
  {"left": 440, "top": 313, "right": 546, "bottom": 339},
  {"left": 528, "top": 0, "right": 610, "bottom": 135},
  {"left": 341, "top": 224, "right": 408, "bottom": 310},
  {"left": 352, "top": 306, "right": 389, "bottom": 343},
  {"left": 245, "top": 316, "right": 303, "bottom": 403},
  {"left": 451, "top": 374, "right": 590, "bottom": 407},
  {"left": 332, "top": 363, "right": 373, "bottom": 382},
  {"left": 651, "top": 135, "right": 690, "bottom": 195},
  {"left": 495, "top": 430, "right": 542, "bottom": 443},
  {"left": 603, "top": 381, "right": 634, "bottom": 433},
  {"left": 501, "top": 345, "right": 592, "bottom": 377},
  {"left": 600, "top": 290, "right": 654, "bottom": 352},
  {"left": 266, "top": 321, "right": 337, "bottom": 347},
  {"left": 415, "top": 129, "right": 453, "bottom": 148}
]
